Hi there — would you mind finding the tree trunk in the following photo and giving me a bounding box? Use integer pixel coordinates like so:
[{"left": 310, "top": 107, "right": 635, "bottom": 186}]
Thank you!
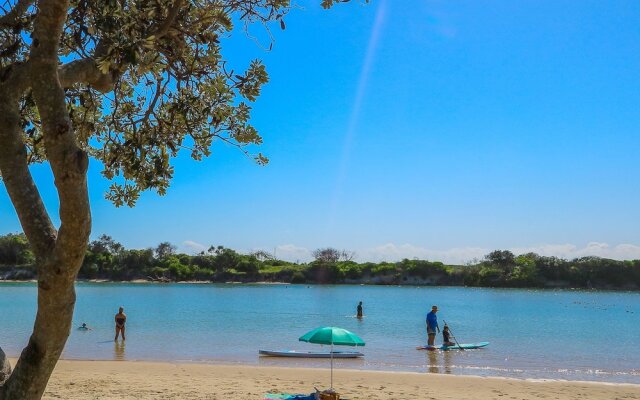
[
  {"left": 0, "top": 266, "right": 78, "bottom": 399},
  {"left": 0, "top": 1, "right": 91, "bottom": 398},
  {"left": 0, "top": 348, "right": 10, "bottom": 386}
]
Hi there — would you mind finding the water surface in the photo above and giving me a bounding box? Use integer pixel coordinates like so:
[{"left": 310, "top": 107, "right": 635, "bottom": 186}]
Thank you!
[{"left": 0, "top": 283, "right": 638, "bottom": 383}]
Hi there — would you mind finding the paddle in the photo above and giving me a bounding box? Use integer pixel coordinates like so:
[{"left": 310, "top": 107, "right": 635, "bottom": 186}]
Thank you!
[{"left": 442, "top": 319, "right": 464, "bottom": 351}]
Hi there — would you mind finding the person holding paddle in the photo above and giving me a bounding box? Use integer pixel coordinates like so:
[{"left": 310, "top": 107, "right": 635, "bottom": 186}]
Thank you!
[
  {"left": 442, "top": 325, "right": 455, "bottom": 346},
  {"left": 426, "top": 305, "right": 439, "bottom": 347}
]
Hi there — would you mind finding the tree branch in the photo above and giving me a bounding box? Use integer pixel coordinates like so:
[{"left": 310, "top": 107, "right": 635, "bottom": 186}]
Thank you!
[
  {"left": 0, "top": 86, "right": 56, "bottom": 260},
  {"left": 0, "top": 0, "right": 34, "bottom": 27},
  {"left": 58, "top": 0, "right": 184, "bottom": 93},
  {"left": 58, "top": 58, "right": 114, "bottom": 92},
  {"left": 148, "top": 0, "right": 184, "bottom": 40},
  {"left": 0, "top": 60, "right": 30, "bottom": 94},
  {"left": 29, "top": 0, "right": 91, "bottom": 270}
]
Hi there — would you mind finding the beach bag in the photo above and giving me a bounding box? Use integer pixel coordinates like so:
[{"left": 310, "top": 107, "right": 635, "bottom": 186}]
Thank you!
[{"left": 318, "top": 393, "right": 340, "bottom": 400}]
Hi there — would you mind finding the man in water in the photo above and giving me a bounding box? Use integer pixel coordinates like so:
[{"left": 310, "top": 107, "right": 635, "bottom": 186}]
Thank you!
[
  {"left": 115, "top": 306, "right": 127, "bottom": 341},
  {"left": 426, "top": 305, "right": 439, "bottom": 347},
  {"left": 357, "top": 301, "right": 363, "bottom": 318}
]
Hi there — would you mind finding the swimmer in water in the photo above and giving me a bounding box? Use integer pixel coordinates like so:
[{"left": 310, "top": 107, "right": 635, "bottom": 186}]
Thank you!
[{"left": 115, "top": 307, "right": 127, "bottom": 341}]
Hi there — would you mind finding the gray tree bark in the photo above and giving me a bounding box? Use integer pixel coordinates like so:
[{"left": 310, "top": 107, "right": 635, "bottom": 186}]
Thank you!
[
  {"left": 0, "top": 0, "right": 91, "bottom": 399},
  {"left": 0, "top": 348, "right": 10, "bottom": 385}
]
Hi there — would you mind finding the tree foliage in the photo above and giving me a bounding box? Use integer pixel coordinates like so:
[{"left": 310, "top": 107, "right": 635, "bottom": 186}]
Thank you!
[
  {"left": 1, "top": 0, "right": 308, "bottom": 206},
  {"left": 155, "top": 241, "right": 176, "bottom": 259},
  {"left": 0, "top": 233, "right": 33, "bottom": 265},
  {"left": 312, "top": 247, "right": 355, "bottom": 263},
  {"left": 485, "top": 250, "right": 516, "bottom": 268},
  {"left": 2, "top": 233, "right": 639, "bottom": 289},
  {"left": 1, "top": 0, "right": 368, "bottom": 204}
]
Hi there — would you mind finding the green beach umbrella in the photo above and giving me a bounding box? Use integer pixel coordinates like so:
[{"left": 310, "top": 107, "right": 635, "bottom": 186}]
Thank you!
[
  {"left": 299, "top": 326, "right": 366, "bottom": 347},
  {"left": 299, "top": 327, "right": 365, "bottom": 390}
]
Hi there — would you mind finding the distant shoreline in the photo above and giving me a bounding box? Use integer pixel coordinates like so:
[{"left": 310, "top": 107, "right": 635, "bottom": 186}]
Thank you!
[
  {"left": 0, "top": 279, "right": 292, "bottom": 284},
  {"left": 2, "top": 235, "right": 639, "bottom": 290},
  {"left": 0, "top": 278, "right": 638, "bottom": 292}
]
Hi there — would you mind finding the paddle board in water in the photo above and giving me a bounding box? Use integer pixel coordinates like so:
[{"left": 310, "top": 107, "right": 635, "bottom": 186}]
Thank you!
[{"left": 416, "top": 341, "right": 489, "bottom": 351}]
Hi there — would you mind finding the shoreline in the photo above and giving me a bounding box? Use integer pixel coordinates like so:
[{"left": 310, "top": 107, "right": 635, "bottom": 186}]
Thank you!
[
  {"left": 4, "top": 354, "right": 636, "bottom": 386},
  {"left": 1, "top": 279, "right": 638, "bottom": 292},
  {"left": 11, "top": 359, "right": 638, "bottom": 399},
  {"left": 51, "top": 359, "right": 640, "bottom": 387}
]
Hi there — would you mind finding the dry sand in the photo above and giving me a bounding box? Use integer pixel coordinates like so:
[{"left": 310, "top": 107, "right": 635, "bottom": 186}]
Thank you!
[{"left": 23, "top": 359, "right": 639, "bottom": 400}]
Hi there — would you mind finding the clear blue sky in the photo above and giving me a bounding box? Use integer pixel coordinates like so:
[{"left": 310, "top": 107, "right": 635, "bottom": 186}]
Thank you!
[{"left": 2, "top": 0, "right": 640, "bottom": 263}]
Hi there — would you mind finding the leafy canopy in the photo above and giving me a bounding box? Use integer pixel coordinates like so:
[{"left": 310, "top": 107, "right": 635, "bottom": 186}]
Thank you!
[{"left": 1, "top": 0, "right": 361, "bottom": 206}]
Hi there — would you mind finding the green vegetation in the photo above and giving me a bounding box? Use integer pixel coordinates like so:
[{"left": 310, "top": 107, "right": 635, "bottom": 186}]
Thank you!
[{"left": 1, "top": 234, "right": 639, "bottom": 290}]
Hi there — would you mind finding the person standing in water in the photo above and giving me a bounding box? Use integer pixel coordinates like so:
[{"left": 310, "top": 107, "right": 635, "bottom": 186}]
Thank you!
[
  {"left": 356, "top": 301, "right": 363, "bottom": 318},
  {"left": 426, "top": 305, "right": 439, "bottom": 347},
  {"left": 114, "top": 307, "right": 127, "bottom": 341}
]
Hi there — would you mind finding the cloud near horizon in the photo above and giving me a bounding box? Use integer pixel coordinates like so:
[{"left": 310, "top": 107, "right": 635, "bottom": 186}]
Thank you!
[
  {"left": 179, "top": 240, "right": 640, "bottom": 264},
  {"left": 182, "top": 240, "right": 207, "bottom": 253},
  {"left": 273, "top": 244, "right": 312, "bottom": 262},
  {"left": 268, "top": 242, "right": 640, "bottom": 265}
]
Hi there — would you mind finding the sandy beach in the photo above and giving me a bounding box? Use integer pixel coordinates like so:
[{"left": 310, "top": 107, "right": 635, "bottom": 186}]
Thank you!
[{"left": 16, "top": 359, "right": 638, "bottom": 400}]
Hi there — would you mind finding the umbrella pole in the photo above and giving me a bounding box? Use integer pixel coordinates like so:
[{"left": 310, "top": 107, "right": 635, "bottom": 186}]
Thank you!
[{"left": 330, "top": 342, "right": 334, "bottom": 390}]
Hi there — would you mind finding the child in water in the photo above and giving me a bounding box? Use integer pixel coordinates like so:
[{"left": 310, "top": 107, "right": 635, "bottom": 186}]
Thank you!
[
  {"left": 442, "top": 325, "right": 455, "bottom": 346},
  {"left": 78, "top": 323, "right": 91, "bottom": 331}
]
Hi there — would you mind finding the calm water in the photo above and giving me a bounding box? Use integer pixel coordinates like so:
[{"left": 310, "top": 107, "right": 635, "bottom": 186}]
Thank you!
[{"left": 0, "top": 283, "right": 639, "bottom": 383}]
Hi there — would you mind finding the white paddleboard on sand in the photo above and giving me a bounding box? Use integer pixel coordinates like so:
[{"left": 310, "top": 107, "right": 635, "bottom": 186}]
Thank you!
[{"left": 259, "top": 350, "right": 364, "bottom": 358}]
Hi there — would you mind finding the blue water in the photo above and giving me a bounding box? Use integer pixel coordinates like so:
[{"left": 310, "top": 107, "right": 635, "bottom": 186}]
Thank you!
[{"left": 0, "top": 283, "right": 639, "bottom": 383}]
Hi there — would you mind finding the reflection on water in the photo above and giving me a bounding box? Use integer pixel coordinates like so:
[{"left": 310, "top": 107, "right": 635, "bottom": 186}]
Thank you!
[
  {"left": 443, "top": 351, "right": 453, "bottom": 374},
  {"left": 425, "top": 350, "right": 454, "bottom": 374},
  {"left": 427, "top": 351, "right": 439, "bottom": 373},
  {"left": 114, "top": 340, "right": 125, "bottom": 361}
]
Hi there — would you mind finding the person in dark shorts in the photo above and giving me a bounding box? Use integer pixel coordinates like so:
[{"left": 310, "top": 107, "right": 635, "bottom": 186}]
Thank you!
[
  {"left": 426, "top": 305, "right": 439, "bottom": 347},
  {"left": 114, "top": 307, "right": 127, "bottom": 341},
  {"left": 357, "top": 301, "right": 363, "bottom": 318}
]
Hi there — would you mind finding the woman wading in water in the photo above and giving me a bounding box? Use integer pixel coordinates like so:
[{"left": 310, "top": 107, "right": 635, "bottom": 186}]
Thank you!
[{"left": 115, "top": 306, "right": 127, "bottom": 341}]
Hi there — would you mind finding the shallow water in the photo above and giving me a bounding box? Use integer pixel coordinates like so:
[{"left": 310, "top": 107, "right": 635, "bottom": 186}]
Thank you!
[{"left": 0, "top": 283, "right": 638, "bottom": 383}]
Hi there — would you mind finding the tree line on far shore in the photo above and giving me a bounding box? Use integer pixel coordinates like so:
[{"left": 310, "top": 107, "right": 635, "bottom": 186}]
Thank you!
[{"left": 1, "top": 233, "right": 639, "bottom": 290}]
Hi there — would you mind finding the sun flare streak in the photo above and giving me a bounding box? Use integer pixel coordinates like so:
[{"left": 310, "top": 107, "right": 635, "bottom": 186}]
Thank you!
[{"left": 328, "top": 1, "right": 387, "bottom": 231}]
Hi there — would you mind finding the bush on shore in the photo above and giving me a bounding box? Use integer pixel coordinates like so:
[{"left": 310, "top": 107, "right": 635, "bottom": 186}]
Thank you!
[{"left": 0, "top": 233, "right": 639, "bottom": 290}]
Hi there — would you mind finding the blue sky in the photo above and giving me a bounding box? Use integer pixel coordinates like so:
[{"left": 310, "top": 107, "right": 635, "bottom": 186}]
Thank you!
[{"left": 2, "top": 0, "right": 640, "bottom": 263}]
